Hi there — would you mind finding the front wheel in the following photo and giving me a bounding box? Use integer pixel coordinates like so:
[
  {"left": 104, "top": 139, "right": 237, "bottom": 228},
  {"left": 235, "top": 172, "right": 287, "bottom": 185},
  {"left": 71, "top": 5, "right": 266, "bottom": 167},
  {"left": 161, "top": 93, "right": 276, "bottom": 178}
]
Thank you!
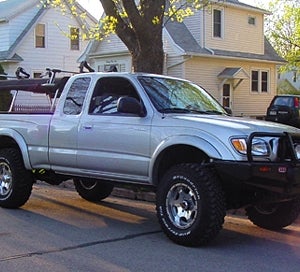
[
  {"left": 246, "top": 198, "right": 300, "bottom": 230},
  {"left": 73, "top": 178, "right": 114, "bottom": 202},
  {"left": 156, "top": 164, "right": 226, "bottom": 246},
  {"left": 0, "top": 148, "right": 33, "bottom": 208}
]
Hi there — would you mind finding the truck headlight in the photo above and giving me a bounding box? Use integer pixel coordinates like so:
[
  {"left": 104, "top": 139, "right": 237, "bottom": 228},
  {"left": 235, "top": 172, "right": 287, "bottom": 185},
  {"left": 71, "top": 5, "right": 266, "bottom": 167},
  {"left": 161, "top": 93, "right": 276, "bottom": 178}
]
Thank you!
[
  {"left": 231, "top": 138, "right": 270, "bottom": 156},
  {"left": 294, "top": 144, "right": 300, "bottom": 159},
  {"left": 251, "top": 138, "right": 271, "bottom": 156}
]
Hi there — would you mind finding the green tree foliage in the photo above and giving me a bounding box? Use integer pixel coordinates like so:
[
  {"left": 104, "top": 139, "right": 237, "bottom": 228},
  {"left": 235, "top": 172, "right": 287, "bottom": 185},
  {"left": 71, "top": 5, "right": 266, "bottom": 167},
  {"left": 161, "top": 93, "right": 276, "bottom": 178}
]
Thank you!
[
  {"left": 41, "top": 0, "right": 211, "bottom": 74},
  {"left": 266, "top": 0, "right": 300, "bottom": 71},
  {"left": 0, "top": 64, "right": 12, "bottom": 111}
]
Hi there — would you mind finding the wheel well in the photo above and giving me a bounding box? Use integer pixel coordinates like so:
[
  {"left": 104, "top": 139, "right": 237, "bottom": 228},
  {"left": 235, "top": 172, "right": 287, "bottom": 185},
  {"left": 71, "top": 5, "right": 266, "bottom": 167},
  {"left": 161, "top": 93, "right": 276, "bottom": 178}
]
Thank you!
[
  {"left": 0, "top": 136, "right": 20, "bottom": 150},
  {"left": 152, "top": 144, "right": 209, "bottom": 186}
]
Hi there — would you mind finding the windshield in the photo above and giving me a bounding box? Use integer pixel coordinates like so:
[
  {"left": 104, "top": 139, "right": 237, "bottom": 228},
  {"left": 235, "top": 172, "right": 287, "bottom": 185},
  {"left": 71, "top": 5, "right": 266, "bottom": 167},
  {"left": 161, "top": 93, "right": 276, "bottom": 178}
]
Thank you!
[{"left": 138, "top": 76, "right": 227, "bottom": 114}]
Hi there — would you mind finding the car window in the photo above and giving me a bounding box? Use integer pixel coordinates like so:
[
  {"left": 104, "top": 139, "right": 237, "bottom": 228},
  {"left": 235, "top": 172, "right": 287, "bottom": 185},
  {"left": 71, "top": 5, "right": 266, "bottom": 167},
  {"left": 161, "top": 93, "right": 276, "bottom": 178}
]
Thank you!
[
  {"left": 273, "top": 97, "right": 293, "bottom": 107},
  {"left": 63, "top": 77, "right": 91, "bottom": 115},
  {"left": 138, "top": 76, "right": 226, "bottom": 114},
  {"left": 89, "top": 77, "right": 140, "bottom": 115}
]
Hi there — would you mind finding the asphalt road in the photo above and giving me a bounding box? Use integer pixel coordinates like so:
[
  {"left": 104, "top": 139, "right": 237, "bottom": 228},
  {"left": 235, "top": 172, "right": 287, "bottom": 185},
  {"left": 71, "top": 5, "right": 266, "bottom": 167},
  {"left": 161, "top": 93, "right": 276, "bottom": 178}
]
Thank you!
[{"left": 1, "top": 183, "right": 300, "bottom": 272}]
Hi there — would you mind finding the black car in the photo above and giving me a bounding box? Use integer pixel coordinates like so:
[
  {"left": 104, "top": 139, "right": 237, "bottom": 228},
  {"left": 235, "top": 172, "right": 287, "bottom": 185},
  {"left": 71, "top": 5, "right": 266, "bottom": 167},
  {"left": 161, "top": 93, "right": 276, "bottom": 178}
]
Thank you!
[{"left": 266, "top": 95, "right": 300, "bottom": 128}]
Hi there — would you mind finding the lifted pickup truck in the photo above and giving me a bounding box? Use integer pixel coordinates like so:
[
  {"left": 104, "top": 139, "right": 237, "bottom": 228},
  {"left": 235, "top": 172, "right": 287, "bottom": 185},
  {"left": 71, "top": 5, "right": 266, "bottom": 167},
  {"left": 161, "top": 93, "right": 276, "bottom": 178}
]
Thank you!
[{"left": 1, "top": 70, "right": 300, "bottom": 246}]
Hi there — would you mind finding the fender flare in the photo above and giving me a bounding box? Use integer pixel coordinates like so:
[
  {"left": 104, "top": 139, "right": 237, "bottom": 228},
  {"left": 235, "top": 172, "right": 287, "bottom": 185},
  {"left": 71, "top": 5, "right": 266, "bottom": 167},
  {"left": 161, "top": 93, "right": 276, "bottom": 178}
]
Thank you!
[
  {"left": 148, "top": 134, "right": 235, "bottom": 183},
  {"left": 0, "top": 128, "right": 32, "bottom": 169}
]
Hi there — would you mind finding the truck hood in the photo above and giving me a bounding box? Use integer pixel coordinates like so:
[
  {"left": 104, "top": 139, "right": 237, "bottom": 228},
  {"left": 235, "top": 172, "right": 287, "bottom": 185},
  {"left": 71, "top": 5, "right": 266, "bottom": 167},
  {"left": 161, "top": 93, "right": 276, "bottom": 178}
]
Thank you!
[{"left": 168, "top": 114, "right": 300, "bottom": 135}]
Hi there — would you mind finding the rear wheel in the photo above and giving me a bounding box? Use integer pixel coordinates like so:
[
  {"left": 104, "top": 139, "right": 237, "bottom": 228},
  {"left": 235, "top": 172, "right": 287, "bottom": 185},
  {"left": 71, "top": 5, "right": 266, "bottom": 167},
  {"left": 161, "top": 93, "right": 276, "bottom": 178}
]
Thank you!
[
  {"left": 73, "top": 178, "right": 114, "bottom": 202},
  {"left": 246, "top": 198, "right": 300, "bottom": 230},
  {"left": 0, "top": 148, "right": 33, "bottom": 208},
  {"left": 156, "top": 163, "right": 226, "bottom": 246}
]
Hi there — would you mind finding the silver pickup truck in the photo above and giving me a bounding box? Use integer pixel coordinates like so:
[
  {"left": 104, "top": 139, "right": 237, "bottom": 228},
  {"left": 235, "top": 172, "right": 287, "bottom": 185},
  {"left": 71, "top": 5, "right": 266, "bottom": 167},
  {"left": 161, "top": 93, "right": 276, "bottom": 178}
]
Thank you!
[{"left": 1, "top": 71, "right": 300, "bottom": 246}]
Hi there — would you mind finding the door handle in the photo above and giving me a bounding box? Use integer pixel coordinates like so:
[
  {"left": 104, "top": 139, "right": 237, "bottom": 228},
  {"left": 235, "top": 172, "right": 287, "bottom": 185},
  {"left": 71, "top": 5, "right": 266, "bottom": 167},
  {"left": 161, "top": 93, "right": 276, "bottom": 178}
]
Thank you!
[{"left": 82, "top": 124, "right": 93, "bottom": 130}]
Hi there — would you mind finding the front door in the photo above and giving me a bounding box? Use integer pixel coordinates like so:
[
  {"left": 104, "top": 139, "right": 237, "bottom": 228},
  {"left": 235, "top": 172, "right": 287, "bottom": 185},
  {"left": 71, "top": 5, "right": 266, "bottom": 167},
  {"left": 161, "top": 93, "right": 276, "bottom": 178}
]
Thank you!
[
  {"left": 222, "top": 83, "right": 231, "bottom": 108},
  {"left": 76, "top": 76, "right": 151, "bottom": 183}
]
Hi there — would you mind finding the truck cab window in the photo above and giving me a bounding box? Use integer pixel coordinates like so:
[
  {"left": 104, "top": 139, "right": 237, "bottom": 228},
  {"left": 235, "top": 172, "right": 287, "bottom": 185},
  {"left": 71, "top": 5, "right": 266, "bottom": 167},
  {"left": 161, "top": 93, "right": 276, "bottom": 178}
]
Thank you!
[
  {"left": 63, "top": 77, "right": 91, "bottom": 115},
  {"left": 89, "top": 77, "right": 139, "bottom": 115}
]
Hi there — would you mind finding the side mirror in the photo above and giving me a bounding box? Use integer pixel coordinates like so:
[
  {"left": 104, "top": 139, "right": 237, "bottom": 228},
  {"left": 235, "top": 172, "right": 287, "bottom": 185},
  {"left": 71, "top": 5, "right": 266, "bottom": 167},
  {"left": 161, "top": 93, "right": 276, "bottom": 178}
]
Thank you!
[{"left": 117, "top": 96, "right": 145, "bottom": 116}]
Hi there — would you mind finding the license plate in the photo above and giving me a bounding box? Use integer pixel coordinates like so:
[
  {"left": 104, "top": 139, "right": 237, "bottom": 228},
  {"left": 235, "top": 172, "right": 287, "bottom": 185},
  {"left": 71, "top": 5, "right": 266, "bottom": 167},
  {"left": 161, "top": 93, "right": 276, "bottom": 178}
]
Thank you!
[{"left": 269, "top": 110, "right": 277, "bottom": 115}]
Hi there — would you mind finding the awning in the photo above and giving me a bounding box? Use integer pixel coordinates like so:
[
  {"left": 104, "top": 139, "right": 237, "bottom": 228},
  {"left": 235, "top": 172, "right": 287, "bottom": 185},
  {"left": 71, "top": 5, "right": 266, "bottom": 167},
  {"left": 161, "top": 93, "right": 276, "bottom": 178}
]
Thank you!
[
  {"left": 218, "top": 67, "right": 249, "bottom": 79},
  {"left": 218, "top": 67, "right": 249, "bottom": 90}
]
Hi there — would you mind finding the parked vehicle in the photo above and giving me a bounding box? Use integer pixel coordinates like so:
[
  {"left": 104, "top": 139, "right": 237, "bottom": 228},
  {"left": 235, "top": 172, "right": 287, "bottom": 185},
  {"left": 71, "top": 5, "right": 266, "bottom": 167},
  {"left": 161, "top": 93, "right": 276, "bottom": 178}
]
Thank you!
[
  {"left": 265, "top": 95, "right": 300, "bottom": 128},
  {"left": 1, "top": 69, "right": 300, "bottom": 247}
]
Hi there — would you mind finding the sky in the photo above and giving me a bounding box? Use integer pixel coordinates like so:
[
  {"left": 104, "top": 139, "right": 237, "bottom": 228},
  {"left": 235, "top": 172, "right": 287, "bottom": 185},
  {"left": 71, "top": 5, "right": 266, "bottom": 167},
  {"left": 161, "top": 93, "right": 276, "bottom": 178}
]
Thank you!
[{"left": 78, "top": 0, "right": 271, "bottom": 20}]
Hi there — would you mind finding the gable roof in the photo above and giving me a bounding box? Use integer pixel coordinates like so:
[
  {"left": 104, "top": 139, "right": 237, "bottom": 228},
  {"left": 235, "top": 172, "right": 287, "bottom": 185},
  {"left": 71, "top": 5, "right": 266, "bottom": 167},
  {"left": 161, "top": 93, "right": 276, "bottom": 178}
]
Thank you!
[
  {"left": 164, "top": 20, "right": 285, "bottom": 64},
  {"left": 0, "top": 3, "right": 45, "bottom": 62},
  {"left": 0, "top": 0, "right": 97, "bottom": 62},
  {"left": 0, "top": 0, "right": 38, "bottom": 21},
  {"left": 220, "top": 0, "right": 271, "bottom": 14}
]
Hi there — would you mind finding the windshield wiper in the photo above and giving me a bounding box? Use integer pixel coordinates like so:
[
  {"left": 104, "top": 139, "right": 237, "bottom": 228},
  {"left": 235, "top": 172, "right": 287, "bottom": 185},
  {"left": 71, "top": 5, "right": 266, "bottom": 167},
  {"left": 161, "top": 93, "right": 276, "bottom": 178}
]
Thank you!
[
  {"left": 160, "top": 108, "right": 191, "bottom": 113},
  {"left": 203, "top": 110, "right": 224, "bottom": 115},
  {"left": 160, "top": 108, "right": 224, "bottom": 115}
]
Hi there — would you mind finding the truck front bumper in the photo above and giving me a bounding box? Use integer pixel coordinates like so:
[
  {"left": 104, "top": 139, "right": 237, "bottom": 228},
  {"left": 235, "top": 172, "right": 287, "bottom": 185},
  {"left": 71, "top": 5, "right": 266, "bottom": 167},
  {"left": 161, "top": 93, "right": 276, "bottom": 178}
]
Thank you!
[
  {"left": 214, "top": 160, "right": 300, "bottom": 196},
  {"left": 213, "top": 131, "right": 300, "bottom": 196}
]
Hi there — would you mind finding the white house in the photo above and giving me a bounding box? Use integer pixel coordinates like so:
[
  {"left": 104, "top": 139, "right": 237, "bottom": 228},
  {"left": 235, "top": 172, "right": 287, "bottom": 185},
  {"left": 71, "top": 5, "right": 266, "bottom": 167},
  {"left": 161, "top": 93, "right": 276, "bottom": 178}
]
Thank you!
[{"left": 0, "top": 0, "right": 97, "bottom": 106}]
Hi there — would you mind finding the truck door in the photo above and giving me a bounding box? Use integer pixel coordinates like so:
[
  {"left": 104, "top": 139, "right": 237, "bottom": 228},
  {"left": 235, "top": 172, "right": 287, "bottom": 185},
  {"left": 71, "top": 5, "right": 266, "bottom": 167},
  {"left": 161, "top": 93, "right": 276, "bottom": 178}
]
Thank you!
[
  {"left": 49, "top": 76, "right": 91, "bottom": 171},
  {"left": 77, "top": 76, "right": 151, "bottom": 182}
]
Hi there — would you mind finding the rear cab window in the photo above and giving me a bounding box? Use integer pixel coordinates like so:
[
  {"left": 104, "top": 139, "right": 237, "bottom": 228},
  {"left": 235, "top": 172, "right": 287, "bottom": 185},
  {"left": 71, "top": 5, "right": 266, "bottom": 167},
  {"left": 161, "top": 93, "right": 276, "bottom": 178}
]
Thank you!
[{"left": 63, "top": 77, "right": 91, "bottom": 115}]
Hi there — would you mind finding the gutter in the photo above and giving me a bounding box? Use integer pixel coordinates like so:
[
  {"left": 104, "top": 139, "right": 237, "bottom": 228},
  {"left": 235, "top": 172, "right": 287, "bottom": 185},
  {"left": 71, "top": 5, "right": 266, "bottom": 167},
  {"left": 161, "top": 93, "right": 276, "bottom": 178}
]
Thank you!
[{"left": 167, "top": 55, "right": 193, "bottom": 69}]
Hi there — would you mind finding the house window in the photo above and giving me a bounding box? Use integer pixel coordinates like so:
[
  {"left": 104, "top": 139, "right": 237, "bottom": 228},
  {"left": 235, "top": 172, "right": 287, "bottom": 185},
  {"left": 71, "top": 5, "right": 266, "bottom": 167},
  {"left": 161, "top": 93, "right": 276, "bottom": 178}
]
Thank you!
[
  {"left": 33, "top": 72, "right": 42, "bottom": 78},
  {"left": 35, "top": 24, "right": 45, "bottom": 48},
  {"left": 248, "top": 16, "right": 256, "bottom": 25},
  {"left": 70, "top": 27, "right": 79, "bottom": 50},
  {"left": 213, "top": 9, "right": 222, "bottom": 38},
  {"left": 251, "top": 70, "right": 269, "bottom": 93}
]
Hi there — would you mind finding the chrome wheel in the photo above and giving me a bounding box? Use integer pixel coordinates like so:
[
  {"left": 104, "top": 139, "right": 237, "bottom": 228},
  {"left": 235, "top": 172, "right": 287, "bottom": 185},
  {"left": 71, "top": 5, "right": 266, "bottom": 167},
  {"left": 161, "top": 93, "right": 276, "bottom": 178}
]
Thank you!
[
  {"left": 79, "top": 179, "right": 97, "bottom": 190},
  {"left": 0, "top": 161, "right": 13, "bottom": 197},
  {"left": 156, "top": 164, "right": 225, "bottom": 246},
  {"left": 73, "top": 178, "right": 114, "bottom": 202},
  {"left": 166, "top": 182, "right": 198, "bottom": 229}
]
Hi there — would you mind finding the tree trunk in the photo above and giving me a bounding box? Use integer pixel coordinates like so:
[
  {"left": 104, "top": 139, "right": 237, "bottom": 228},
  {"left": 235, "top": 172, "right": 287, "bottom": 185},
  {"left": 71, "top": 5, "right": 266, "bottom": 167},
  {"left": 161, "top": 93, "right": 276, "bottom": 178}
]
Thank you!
[
  {"left": 130, "top": 27, "right": 164, "bottom": 74},
  {"left": 100, "top": 0, "right": 165, "bottom": 74}
]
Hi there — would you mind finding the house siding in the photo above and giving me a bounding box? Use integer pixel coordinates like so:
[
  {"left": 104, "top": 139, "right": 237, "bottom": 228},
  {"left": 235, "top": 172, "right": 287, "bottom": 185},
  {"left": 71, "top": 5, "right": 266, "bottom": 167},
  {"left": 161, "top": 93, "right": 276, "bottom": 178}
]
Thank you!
[
  {"left": 182, "top": 57, "right": 276, "bottom": 116},
  {"left": 8, "top": 8, "right": 39, "bottom": 47},
  {"left": 0, "top": 23, "right": 10, "bottom": 51},
  {"left": 14, "top": 9, "right": 90, "bottom": 74},
  {"left": 205, "top": 5, "right": 264, "bottom": 55},
  {"left": 183, "top": 10, "right": 203, "bottom": 46},
  {"left": 93, "top": 33, "right": 128, "bottom": 55}
]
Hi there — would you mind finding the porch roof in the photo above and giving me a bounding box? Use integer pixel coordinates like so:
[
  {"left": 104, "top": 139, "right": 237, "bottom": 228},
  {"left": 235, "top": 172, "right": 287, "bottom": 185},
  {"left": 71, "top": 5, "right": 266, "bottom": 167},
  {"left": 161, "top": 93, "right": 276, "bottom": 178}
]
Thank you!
[{"left": 217, "top": 67, "right": 249, "bottom": 79}]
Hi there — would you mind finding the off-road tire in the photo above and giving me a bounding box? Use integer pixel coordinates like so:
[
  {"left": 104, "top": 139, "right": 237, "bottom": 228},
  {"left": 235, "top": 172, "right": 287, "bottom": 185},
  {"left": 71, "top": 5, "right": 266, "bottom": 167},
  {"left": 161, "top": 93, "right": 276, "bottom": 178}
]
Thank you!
[
  {"left": 246, "top": 198, "right": 300, "bottom": 230},
  {"left": 156, "top": 163, "right": 226, "bottom": 247},
  {"left": 0, "top": 148, "right": 33, "bottom": 208},
  {"left": 74, "top": 178, "right": 114, "bottom": 202}
]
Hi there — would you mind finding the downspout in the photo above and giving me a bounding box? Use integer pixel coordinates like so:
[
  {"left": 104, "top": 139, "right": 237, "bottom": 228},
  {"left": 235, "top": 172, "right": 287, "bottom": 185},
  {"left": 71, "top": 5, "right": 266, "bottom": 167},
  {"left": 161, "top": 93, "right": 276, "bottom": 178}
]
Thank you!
[{"left": 202, "top": 8, "right": 214, "bottom": 55}]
